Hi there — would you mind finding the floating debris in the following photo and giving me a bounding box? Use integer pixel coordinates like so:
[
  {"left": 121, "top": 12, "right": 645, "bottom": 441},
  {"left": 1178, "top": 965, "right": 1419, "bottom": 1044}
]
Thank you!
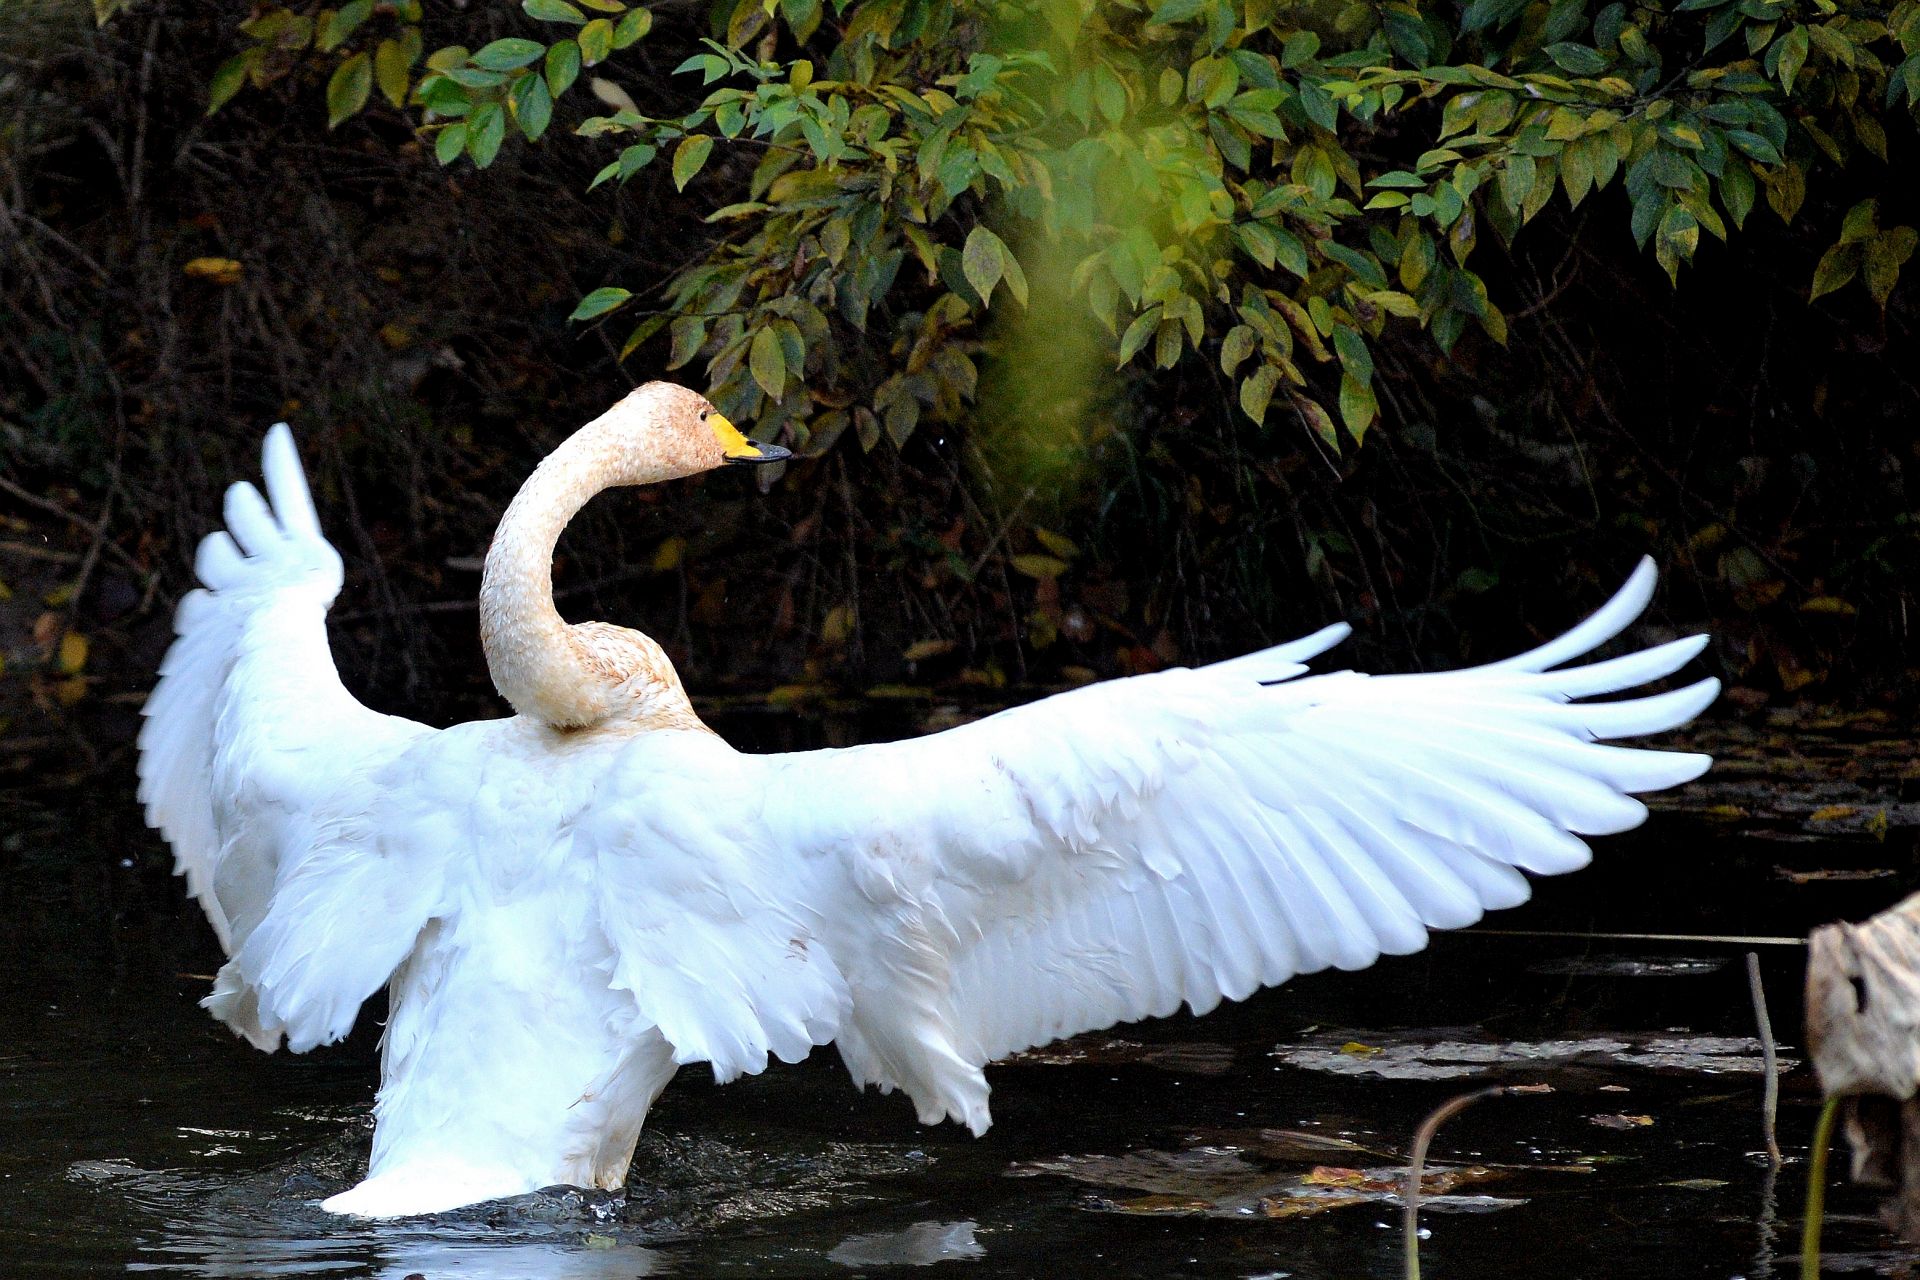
[
  {"left": 1272, "top": 1030, "right": 1797, "bottom": 1080},
  {"left": 1001, "top": 1037, "right": 1236, "bottom": 1075}
]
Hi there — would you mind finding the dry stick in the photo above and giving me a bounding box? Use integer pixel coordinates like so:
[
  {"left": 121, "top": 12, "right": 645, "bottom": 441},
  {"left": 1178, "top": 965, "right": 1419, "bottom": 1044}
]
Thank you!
[
  {"left": 1748, "top": 951, "right": 1784, "bottom": 1168},
  {"left": 1801, "top": 1096, "right": 1840, "bottom": 1280},
  {"left": 1404, "top": 1085, "right": 1532, "bottom": 1280}
]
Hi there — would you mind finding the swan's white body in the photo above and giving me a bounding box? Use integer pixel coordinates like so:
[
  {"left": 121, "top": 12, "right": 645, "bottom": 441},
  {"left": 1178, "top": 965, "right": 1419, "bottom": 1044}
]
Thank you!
[{"left": 139, "top": 388, "right": 1718, "bottom": 1217}]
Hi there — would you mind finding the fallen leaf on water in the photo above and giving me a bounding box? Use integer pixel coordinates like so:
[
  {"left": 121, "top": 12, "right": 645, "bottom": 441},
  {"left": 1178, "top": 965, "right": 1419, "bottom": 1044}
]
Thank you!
[
  {"left": 1776, "top": 866, "right": 1895, "bottom": 883},
  {"left": 1590, "top": 1114, "right": 1654, "bottom": 1130},
  {"left": 1339, "top": 1041, "right": 1382, "bottom": 1057},
  {"left": 1259, "top": 1191, "right": 1374, "bottom": 1218},
  {"left": 1665, "top": 1178, "right": 1730, "bottom": 1190},
  {"left": 1106, "top": 1193, "right": 1216, "bottom": 1214},
  {"left": 1809, "top": 805, "right": 1858, "bottom": 822},
  {"left": 1300, "top": 1166, "right": 1368, "bottom": 1188},
  {"left": 1189, "top": 1127, "right": 1389, "bottom": 1164}
]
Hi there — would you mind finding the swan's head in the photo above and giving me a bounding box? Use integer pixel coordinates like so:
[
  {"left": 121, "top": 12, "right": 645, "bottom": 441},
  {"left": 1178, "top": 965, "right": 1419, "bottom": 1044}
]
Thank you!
[{"left": 595, "top": 381, "right": 790, "bottom": 483}]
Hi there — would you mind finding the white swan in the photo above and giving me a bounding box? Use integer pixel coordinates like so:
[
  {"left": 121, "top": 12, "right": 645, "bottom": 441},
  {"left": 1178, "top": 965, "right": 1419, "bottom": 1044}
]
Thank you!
[{"left": 138, "top": 382, "right": 1718, "bottom": 1218}]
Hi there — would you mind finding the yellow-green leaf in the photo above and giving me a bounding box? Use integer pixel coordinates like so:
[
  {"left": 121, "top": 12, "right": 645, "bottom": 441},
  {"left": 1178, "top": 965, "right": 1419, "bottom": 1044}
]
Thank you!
[
  {"left": 579, "top": 16, "right": 614, "bottom": 65},
  {"left": 1338, "top": 372, "right": 1376, "bottom": 444},
  {"left": 672, "top": 134, "right": 713, "bottom": 191},
  {"left": 1010, "top": 554, "right": 1069, "bottom": 579},
  {"left": 1808, "top": 243, "right": 1858, "bottom": 301},
  {"left": 326, "top": 51, "right": 373, "bottom": 128},
  {"left": 1239, "top": 363, "right": 1279, "bottom": 424},
  {"left": 374, "top": 38, "right": 413, "bottom": 108},
  {"left": 207, "top": 50, "right": 254, "bottom": 117},
  {"left": 57, "top": 631, "right": 89, "bottom": 675},
  {"left": 962, "top": 225, "right": 1006, "bottom": 306},
  {"left": 749, "top": 325, "right": 786, "bottom": 400}
]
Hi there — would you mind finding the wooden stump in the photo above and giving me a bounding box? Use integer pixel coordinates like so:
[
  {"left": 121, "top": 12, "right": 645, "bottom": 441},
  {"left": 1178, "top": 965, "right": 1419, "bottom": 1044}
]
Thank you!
[{"left": 1806, "top": 891, "right": 1920, "bottom": 1240}]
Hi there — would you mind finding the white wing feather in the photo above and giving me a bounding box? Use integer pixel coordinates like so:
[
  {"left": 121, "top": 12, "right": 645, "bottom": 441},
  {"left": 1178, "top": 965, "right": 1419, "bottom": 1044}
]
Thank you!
[
  {"left": 755, "top": 558, "right": 1715, "bottom": 1133},
  {"left": 138, "top": 425, "right": 436, "bottom": 1052}
]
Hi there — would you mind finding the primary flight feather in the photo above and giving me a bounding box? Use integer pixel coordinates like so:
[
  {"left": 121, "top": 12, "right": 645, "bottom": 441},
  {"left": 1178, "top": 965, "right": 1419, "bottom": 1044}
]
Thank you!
[{"left": 138, "top": 383, "right": 1717, "bottom": 1217}]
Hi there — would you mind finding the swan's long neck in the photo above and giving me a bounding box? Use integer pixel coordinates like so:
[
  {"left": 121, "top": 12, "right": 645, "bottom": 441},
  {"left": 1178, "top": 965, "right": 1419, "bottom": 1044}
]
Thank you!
[{"left": 479, "top": 424, "right": 684, "bottom": 729}]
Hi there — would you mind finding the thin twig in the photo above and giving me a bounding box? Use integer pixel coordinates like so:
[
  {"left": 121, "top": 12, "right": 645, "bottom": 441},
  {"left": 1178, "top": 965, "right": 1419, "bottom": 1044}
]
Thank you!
[
  {"left": 1801, "top": 1096, "right": 1840, "bottom": 1280},
  {"left": 1749, "top": 951, "right": 1783, "bottom": 1168},
  {"left": 1404, "top": 1085, "right": 1542, "bottom": 1280}
]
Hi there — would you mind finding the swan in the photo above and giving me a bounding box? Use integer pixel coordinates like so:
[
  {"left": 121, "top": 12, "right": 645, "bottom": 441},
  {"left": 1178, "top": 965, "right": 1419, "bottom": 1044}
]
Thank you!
[{"left": 137, "top": 382, "right": 1719, "bottom": 1218}]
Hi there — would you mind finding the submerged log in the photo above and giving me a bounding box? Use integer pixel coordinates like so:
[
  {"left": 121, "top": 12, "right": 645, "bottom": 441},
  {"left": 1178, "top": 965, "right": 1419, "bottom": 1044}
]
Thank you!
[{"left": 1806, "top": 891, "right": 1920, "bottom": 1240}]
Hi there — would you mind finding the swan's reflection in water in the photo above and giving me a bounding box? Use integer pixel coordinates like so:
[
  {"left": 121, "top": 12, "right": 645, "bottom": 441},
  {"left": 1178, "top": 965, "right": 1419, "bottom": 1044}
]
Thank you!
[
  {"left": 828, "top": 1219, "right": 983, "bottom": 1267},
  {"left": 132, "top": 1212, "right": 661, "bottom": 1279},
  {"left": 92, "top": 1155, "right": 659, "bottom": 1279}
]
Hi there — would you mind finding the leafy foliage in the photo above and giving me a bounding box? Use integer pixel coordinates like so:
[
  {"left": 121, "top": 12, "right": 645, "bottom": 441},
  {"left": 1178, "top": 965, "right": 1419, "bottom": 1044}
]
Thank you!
[{"left": 214, "top": 0, "right": 1919, "bottom": 460}]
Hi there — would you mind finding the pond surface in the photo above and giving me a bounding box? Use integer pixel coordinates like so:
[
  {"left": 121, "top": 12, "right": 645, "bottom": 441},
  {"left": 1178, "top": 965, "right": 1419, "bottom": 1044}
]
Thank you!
[{"left": 3, "top": 710, "right": 1916, "bottom": 1279}]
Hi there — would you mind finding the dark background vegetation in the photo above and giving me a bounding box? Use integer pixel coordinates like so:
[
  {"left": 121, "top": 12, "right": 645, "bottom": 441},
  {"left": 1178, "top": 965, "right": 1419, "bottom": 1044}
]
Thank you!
[{"left": 1, "top": 0, "right": 1914, "bottom": 794}]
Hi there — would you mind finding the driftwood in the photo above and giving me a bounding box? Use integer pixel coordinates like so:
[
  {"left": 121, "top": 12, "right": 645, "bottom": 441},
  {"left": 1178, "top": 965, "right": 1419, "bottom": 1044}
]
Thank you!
[{"left": 1805, "top": 891, "right": 1920, "bottom": 1240}]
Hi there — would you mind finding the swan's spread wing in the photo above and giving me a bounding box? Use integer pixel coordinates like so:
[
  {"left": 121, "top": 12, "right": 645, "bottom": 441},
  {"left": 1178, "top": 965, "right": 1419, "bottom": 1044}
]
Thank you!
[
  {"left": 138, "top": 425, "right": 435, "bottom": 1052},
  {"left": 762, "top": 559, "right": 1716, "bottom": 1133}
]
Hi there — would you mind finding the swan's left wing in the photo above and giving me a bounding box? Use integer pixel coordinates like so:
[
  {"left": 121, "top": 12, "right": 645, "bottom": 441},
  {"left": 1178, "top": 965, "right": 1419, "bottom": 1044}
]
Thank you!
[
  {"left": 139, "top": 426, "right": 438, "bottom": 1052},
  {"left": 756, "top": 560, "right": 1717, "bottom": 1134}
]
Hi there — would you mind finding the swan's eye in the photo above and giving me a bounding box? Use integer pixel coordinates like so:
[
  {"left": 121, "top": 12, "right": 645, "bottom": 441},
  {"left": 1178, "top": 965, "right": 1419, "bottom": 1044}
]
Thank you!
[{"left": 699, "top": 409, "right": 711, "bottom": 421}]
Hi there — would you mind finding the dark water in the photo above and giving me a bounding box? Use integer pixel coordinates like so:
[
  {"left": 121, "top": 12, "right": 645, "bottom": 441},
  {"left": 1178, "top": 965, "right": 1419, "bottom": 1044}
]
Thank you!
[{"left": 3, "top": 711, "right": 1915, "bottom": 1279}]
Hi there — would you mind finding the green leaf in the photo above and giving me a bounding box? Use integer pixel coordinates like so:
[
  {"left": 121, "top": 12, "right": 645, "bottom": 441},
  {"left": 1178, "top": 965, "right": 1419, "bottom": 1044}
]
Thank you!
[
  {"left": 207, "top": 51, "right": 253, "bottom": 117},
  {"left": 750, "top": 325, "right": 787, "bottom": 400},
  {"left": 1332, "top": 325, "right": 1373, "bottom": 384},
  {"left": 1147, "top": 0, "right": 1205, "bottom": 25},
  {"left": 524, "top": 0, "right": 587, "bottom": 22},
  {"left": 318, "top": 0, "right": 372, "bottom": 52},
  {"left": 326, "top": 52, "right": 373, "bottom": 128},
  {"left": 467, "top": 101, "right": 506, "bottom": 167},
  {"left": 374, "top": 38, "right": 413, "bottom": 108},
  {"left": 962, "top": 226, "right": 1007, "bottom": 307},
  {"left": 613, "top": 7, "right": 652, "bottom": 47},
  {"left": 1116, "top": 308, "right": 1159, "bottom": 366},
  {"left": 433, "top": 122, "right": 468, "bottom": 165},
  {"left": 545, "top": 40, "right": 582, "bottom": 97},
  {"left": 672, "top": 135, "right": 713, "bottom": 190},
  {"left": 1721, "top": 159, "right": 1756, "bottom": 229},
  {"left": 474, "top": 38, "right": 546, "bottom": 70},
  {"left": 511, "top": 72, "right": 553, "bottom": 140},
  {"left": 1726, "top": 130, "right": 1782, "bottom": 165},
  {"left": 1543, "top": 42, "right": 1609, "bottom": 75},
  {"left": 579, "top": 17, "right": 614, "bottom": 65},
  {"left": 420, "top": 75, "right": 471, "bottom": 116},
  {"left": 1774, "top": 24, "right": 1809, "bottom": 92},
  {"left": 569, "top": 286, "right": 632, "bottom": 320}
]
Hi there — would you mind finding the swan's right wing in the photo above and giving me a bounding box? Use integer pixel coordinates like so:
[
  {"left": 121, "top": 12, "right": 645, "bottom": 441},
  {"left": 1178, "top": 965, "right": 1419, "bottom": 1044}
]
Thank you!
[
  {"left": 760, "top": 560, "right": 1717, "bottom": 1133},
  {"left": 138, "top": 425, "right": 438, "bottom": 1052}
]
